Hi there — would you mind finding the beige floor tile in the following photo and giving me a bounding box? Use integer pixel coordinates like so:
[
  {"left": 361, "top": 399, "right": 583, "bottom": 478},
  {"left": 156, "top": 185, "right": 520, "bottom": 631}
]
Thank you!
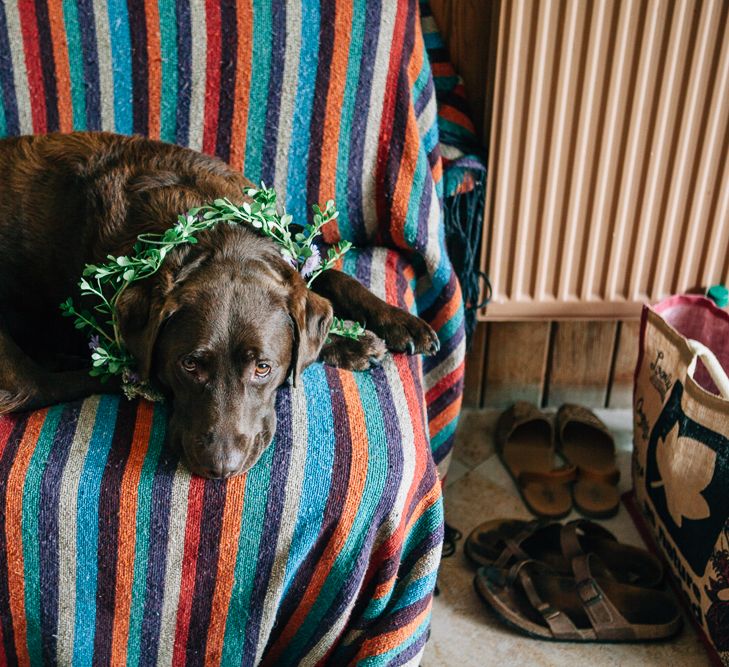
[{"left": 423, "top": 409, "right": 711, "bottom": 666}]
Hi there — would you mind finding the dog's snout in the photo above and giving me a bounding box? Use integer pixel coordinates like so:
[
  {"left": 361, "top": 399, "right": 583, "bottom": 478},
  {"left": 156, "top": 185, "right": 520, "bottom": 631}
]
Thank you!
[{"left": 199, "top": 442, "right": 246, "bottom": 479}]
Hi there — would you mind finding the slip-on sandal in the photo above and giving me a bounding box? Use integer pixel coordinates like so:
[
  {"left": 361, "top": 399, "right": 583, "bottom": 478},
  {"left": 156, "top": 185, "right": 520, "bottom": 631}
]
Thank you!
[
  {"left": 474, "top": 556, "right": 682, "bottom": 643},
  {"left": 496, "top": 402, "right": 576, "bottom": 519},
  {"left": 464, "top": 518, "right": 663, "bottom": 587},
  {"left": 556, "top": 404, "right": 620, "bottom": 518}
]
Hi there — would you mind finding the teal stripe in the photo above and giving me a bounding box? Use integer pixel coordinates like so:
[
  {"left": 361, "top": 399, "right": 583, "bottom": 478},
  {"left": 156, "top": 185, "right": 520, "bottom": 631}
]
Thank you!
[
  {"left": 390, "top": 571, "right": 438, "bottom": 614},
  {"left": 73, "top": 396, "right": 119, "bottom": 667},
  {"left": 282, "top": 364, "right": 335, "bottom": 592},
  {"left": 62, "top": 0, "right": 87, "bottom": 129},
  {"left": 411, "top": 62, "right": 431, "bottom": 111},
  {"left": 360, "top": 615, "right": 431, "bottom": 666},
  {"left": 430, "top": 418, "right": 457, "bottom": 451},
  {"left": 244, "top": 0, "right": 273, "bottom": 180},
  {"left": 158, "top": 0, "right": 178, "bottom": 142},
  {"left": 219, "top": 441, "right": 276, "bottom": 664},
  {"left": 106, "top": 0, "right": 133, "bottom": 133},
  {"left": 403, "top": 146, "right": 428, "bottom": 247},
  {"left": 363, "top": 502, "right": 442, "bottom": 620},
  {"left": 125, "top": 406, "right": 166, "bottom": 667},
  {"left": 333, "top": 0, "right": 368, "bottom": 241},
  {"left": 284, "top": 370, "right": 391, "bottom": 661},
  {"left": 22, "top": 406, "right": 64, "bottom": 666}
]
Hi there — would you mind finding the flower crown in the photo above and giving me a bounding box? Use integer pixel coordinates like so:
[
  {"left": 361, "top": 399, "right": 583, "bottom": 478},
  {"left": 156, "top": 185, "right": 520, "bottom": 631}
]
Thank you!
[{"left": 60, "top": 185, "right": 364, "bottom": 401}]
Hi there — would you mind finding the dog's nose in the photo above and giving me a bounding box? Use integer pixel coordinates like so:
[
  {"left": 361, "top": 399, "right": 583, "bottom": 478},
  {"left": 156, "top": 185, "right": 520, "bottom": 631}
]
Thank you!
[{"left": 204, "top": 449, "right": 246, "bottom": 479}]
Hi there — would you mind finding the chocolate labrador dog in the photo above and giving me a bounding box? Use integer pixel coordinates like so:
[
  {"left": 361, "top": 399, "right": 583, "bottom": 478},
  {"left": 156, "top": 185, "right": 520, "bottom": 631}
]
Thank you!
[{"left": 0, "top": 132, "right": 438, "bottom": 478}]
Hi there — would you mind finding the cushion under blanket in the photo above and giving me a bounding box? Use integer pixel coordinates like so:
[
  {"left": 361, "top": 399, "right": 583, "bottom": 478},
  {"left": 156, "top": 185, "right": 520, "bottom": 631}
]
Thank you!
[
  {"left": 0, "top": 248, "right": 443, "bottom": 665},
  {"left": 0, "top": 0, "right": 465, "bottom": 663}
]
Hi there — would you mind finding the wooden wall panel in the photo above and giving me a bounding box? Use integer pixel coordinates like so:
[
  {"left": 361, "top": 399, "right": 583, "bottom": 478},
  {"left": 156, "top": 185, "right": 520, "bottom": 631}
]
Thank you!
[
  {"left": 545, "top": 322, "right": 618, "bottom": 407},
  {"left": 462, "top": 322, "right": 487, "bottom": 408},
  {"left": 429, "top": 0, "right": 500, "bottom": 140},
  {"left": 607, "top": 320, "right": 641, "bottom": 408},
  {"left": 482, "top": 322, "right": 551, "bottom": 407}
]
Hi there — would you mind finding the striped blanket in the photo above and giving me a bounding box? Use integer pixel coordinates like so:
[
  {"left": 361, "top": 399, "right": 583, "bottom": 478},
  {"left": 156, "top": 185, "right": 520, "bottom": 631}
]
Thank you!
[{"left": 0, "top": 1, "right": 465, "bottom": 664}]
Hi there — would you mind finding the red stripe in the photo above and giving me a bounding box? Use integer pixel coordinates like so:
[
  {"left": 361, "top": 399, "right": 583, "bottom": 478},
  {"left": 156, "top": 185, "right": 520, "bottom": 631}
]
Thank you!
[
  {"left": 425, "top": 363, "right": 465, "bottom": 405},
  {"left": 374, "top": 2, "right": 409, "bottom": 231},
  {"left": 202, "top": 0, "right": 222, "bottom": 155},
  {"left": 171, "top": 476, "right": 206, "bottom": 664},
  {"left": 17, "top": 0, "right": 47, "bottom": 132},
  {"left": 0, "top": 418, "right": 16, "bottom": 459}
]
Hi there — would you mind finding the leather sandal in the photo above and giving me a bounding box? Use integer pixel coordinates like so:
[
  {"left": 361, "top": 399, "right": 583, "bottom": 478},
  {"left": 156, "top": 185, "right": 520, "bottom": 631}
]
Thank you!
[
  {"left": 496, "top": 403, "right": 576, "bottom": 519},
  {"left": 556, "top": 404, "right": 620, "bottom": 518},
  {"left": 464, "top": 518, "right": 663, "bottom": 587},
  {"left": 474, "top": 555, "right": 682, "bottom": 642}
]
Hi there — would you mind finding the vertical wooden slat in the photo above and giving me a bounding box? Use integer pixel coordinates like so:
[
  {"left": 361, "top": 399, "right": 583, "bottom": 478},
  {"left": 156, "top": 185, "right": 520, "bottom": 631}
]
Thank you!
[
  {"left": 607, "top": 321, "right": 642, "bottom": 408},
  {"left": 545, "top": 321, "right": 618, "bottom": 407},
  {"left": 482, "top": 322, "right": 550, "bottom": 407},
  {"left": 463, "top": 323, "right": 487, "bottom": 408},
  {"left": 480, "top": 0, "right": 729, "bottom": 319}
]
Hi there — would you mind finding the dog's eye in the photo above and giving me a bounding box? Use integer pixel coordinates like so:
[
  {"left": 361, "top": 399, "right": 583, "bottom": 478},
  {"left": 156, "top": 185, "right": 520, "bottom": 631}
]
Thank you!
[
  {"left": 181, "top": 356, "right": 198, "bottom": 373},
  {"left": 255, "top": 362, "right": 271, "bottom": 378}
]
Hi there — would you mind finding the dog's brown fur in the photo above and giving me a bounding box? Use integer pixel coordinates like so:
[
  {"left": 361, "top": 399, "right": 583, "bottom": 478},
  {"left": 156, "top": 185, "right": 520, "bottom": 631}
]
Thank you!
[{"left": 0, "top": 132, "right": 439, "bottom": 477}]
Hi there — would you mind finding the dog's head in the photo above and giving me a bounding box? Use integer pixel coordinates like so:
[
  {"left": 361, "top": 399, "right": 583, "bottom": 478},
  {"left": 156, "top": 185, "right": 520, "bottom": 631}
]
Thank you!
[{"left": 116, "top": 227, "right": 332, "bottom": 478}]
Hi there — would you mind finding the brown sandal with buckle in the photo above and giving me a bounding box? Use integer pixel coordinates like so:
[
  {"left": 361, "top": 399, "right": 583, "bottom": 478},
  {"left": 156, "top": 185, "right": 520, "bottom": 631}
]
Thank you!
[
  {"left": 474, "top": 556, "right": 682, "bottom": 642},
  {"left": 556, "top": 404, "right": 620, "bottom": 518},
  {"left": 464, "top": 518, "right": 663, "bottom": 587},
  {"left": 496, "top": 403, "right": 575, "bottom": 519}
]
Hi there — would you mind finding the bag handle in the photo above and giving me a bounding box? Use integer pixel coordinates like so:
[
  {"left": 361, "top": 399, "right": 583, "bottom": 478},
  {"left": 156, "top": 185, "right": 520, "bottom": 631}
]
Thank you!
[{"left": 687, "top": 339, "right": 729, "bottom": 399}]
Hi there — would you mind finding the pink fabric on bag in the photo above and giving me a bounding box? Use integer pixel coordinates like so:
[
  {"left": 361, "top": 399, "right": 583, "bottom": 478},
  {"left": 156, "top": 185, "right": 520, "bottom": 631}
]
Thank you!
[{"left": 654, "top": 294, "right": 729, "bottom": 396}]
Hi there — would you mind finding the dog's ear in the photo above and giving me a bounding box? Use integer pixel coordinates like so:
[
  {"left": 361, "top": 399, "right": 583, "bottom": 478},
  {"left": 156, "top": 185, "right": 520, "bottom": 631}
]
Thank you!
[
  {"left": 288, "top": 285, "right": 333, "bottom": 386},
  {"left": 116, "top": 278, "right": 177, "bottom": 380}
]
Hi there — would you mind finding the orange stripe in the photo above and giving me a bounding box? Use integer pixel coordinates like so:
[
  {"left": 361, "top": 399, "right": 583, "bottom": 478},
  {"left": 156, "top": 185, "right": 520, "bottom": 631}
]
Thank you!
[
  {"left": 5, "top": 410, "right": 48, "bottom": 666},
  {"left": 318, "top": 0, "right": 353, "bottom": 203},
  {"left": 145, "top": 0, "right": 162, "bottom": 139},
  {"left": 429, "top": 399, "right": 462, "bottom": 437},
  {"left": 203, "top": 473, "right": 248, "bottom": 667},
  {"left": 356, "top": 601, "right": 432, "bottom": 660},
  {"left": 109, "top": 402, "right": 153, "bottom": 665},
  {"left": 372, "top": 482, "right": 441, "bottom": 600},
  {"left": 46, "top": 0, "right": 73, "bottom": 131},
  {"left": 265, "top": 370, "right": 369, "bottom": 663},
  {"left": 229, "top": 0, "right": 253, "bottom": 171},
  {"left": 430, "top": 293, "right": 461, "bottom": 332},
  {"left": 439, "top": 105, "right": 473, "bottom": 130}
]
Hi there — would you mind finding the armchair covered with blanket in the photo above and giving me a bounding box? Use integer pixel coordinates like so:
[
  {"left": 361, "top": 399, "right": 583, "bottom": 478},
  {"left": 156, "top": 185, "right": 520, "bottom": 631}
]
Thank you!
[{"left": 0, "top": 0, "right": 465, "bottom": 664}]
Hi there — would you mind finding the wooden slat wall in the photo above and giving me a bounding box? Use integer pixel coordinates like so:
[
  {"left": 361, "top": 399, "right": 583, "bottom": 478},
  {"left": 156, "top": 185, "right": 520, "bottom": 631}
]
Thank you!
[{"left": 432, "top": 0, "right": 641, "bottom": 409}]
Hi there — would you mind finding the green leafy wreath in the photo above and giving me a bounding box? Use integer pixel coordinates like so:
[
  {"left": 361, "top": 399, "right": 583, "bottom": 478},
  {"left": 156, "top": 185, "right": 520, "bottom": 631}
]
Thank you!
[{"left": 60, "top": 185, "right": 364, "bottom": 400}]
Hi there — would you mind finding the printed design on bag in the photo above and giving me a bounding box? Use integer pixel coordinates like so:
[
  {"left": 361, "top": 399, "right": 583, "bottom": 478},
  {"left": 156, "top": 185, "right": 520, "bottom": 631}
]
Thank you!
[
  {"left": 649, "top": 350, "right": 673, "bottom": 400},
  {"left": 706, "top": 539, "right": 729, "bottom": 651},
  {"left": 635, "top": 396, "right": 650, "bottom": 442},
  {"left": 646, "top": 381, "right": 729, "bottom": 575},
  {"left": 652, "top": 421, "right": 716, "bottom": 527}
]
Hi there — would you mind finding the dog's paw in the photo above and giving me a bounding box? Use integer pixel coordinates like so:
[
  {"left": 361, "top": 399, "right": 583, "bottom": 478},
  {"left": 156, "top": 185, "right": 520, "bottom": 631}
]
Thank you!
[
  {"left": 319, "top": 329, "right": 387, "bottom": 371},
  {"left": 376, "top": 310, "right": 440, "bottom": 356}
]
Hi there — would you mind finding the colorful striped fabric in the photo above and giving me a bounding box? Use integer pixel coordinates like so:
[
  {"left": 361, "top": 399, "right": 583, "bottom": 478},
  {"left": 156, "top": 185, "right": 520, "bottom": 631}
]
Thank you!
[{"left": 0, "top": 0, "right": 465, "bottom": 663}]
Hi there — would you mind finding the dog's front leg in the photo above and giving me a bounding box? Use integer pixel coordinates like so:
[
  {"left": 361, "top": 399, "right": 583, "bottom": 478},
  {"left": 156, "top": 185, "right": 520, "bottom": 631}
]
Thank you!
[
  {"left": 0, "top": 325, "right": 112, "bottom": 413},
  {"left": 310, "top": 270, "right": 440, "bottom": 356}
]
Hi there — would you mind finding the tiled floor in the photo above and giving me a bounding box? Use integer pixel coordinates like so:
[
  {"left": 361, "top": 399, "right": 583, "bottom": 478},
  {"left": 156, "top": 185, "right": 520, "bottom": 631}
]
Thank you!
[{"left": 422, "top": 409, "right": 711, "bottom": 667}]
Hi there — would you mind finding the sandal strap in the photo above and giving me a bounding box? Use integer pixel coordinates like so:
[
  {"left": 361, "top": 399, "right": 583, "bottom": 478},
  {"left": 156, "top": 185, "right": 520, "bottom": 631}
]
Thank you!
[
  {"left": 493, "top": 520, "right": 542, "bottom": 568},
  {"left": 507, "top": 561, "right": 581, "bottom": 640},
  {"left": 517, "top": 465, "right": 577, "bottom": 486},
  {"left": 570, "top": 553, "right": 636, "bottom": 640},
  {"left": 559, "top": 520, "right": 617, "bottom": 561},
  {"left": 577, "top": 467, "right": 620, "bottom": 485}
]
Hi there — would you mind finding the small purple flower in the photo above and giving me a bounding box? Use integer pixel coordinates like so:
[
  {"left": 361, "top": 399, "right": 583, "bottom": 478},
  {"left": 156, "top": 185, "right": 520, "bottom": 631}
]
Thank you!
[
  {"left": 127, "top": 370, "right": 141, "bottom": 384},
  {"left": 300, "top": 246, "right": 321, "bottom": 279},
  {"left": 88, "top": 334, "right": 100, "bottom": 352}
]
